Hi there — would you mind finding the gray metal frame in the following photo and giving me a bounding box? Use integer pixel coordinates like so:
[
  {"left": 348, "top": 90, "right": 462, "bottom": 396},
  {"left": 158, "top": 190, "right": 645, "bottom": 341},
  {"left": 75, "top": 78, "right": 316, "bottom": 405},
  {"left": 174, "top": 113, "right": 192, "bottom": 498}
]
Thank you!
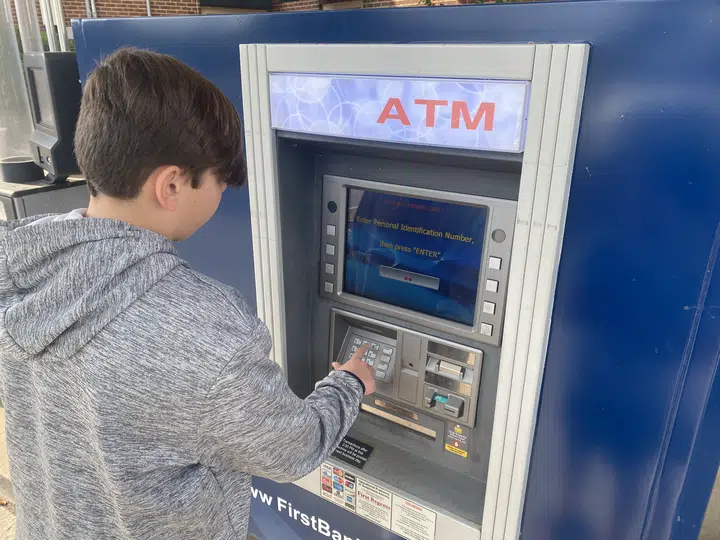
[{"left": 320, "top": 175, "right": 516, "bottom": 347}]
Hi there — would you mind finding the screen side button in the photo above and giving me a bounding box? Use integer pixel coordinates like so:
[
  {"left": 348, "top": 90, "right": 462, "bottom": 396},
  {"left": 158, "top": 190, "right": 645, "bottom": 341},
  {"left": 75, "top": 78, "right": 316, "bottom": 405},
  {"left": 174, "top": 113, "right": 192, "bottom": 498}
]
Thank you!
[
  {"left": 325, "top": 263, "right": 335, "bottom": 275},
  {"left": 480, "top": 323, "right": 493, "bottom": 336},
  {"left": 483, "top": 301, "right": 496, "bottom": 315},
  {"left": 325, "top": 244, "right": 336, "bottom": 256},
  {"left": 326, "top": 225, "right": 336, "bottom": 237},
  {"left": 485, "top": 279, "right": 499, "bottom": 293},
  {"left": 324, "top": 282, "right": 334, "bottom": 293},
  {"left": 489, "top": 256, "right": 502, "bottom": 270}
]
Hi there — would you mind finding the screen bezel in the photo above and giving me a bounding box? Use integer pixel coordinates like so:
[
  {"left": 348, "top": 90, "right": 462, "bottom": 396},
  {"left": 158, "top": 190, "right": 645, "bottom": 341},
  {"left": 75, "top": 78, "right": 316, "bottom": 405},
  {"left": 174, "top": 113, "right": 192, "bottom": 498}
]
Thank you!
[
  {"left": 342, "top": 186, "right": 490, "bottom": 328},
  {"left": 23, "top": 55, "right": 58, "bottom": 135},
  {"left": 323, "top": 174, "right": 516, "bottom": 345},
  {"left": 27, "top": 67, "right": 55, "bottom": 131}
]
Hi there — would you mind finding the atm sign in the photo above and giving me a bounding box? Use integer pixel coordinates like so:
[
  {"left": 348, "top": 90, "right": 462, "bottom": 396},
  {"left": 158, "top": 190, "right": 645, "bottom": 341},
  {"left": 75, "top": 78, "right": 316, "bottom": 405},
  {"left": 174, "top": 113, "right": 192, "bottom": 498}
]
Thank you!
[
  {"left": 377, "top": 98, "right": 496, "bottom": 132},
  {"left": 269, "top": 73, "right": 530, "bottom": 153}
]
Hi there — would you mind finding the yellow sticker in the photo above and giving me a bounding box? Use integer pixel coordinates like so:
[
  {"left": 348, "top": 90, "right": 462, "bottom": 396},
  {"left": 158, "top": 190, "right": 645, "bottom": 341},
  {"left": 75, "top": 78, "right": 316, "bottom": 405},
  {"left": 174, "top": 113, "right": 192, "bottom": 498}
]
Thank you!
[{"left": 445, "top": 443, "right": 468, "bottom": 458}]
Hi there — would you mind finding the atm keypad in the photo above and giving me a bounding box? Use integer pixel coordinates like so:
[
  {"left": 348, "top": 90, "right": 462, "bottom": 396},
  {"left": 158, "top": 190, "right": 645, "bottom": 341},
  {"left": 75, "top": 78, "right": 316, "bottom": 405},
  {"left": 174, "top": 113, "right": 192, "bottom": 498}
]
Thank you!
[{"left": 345, "top": 334, "right": 395, "bottom": 382}]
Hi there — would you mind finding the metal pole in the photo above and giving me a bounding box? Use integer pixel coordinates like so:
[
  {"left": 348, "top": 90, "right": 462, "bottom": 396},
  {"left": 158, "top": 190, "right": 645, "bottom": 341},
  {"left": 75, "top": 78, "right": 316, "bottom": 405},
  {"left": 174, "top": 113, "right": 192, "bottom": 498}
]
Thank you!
[
  {"left": 50, "top": 0, "right": 68, "bottom": 51},
  {"left": 89, "top": 0, "right": 97, "bottom": 18},
  {"left": 13, "top": 0, "right": 43, "bottom": 53},
  {"left": 146, "top": 0, "right": 151, "bottom": 16},
  {"left": 84, "top": 0, "right": 91, "bottom": 17},
  {"left": 38, "top": 0, "right": 58, "bottom": 52}
]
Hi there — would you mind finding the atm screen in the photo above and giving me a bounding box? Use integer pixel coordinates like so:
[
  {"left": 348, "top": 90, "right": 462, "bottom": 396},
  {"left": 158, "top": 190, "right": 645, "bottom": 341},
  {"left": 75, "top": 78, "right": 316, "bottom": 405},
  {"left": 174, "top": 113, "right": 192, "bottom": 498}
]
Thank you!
[
  {"left": 343, "top": 189, "right": 487, "bottom": 326},
  {"left": 28, "top": 68, "right": 55, "bottom": 130}
]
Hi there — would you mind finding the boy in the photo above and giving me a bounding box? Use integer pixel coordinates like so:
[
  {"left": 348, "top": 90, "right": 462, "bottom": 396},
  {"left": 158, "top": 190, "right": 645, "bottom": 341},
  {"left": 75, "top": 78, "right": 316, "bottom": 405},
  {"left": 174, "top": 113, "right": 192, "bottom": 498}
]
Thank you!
[{"left": 0, "top": 48, "right": 375, "bottom": 539}]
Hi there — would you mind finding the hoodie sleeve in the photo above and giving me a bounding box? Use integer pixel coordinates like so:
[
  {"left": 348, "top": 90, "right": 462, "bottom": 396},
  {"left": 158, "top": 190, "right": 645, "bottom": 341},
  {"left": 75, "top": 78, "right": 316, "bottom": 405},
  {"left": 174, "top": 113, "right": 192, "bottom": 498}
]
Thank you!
[{"left": 197, "top": 322, "right": 364, "bottom": 482}]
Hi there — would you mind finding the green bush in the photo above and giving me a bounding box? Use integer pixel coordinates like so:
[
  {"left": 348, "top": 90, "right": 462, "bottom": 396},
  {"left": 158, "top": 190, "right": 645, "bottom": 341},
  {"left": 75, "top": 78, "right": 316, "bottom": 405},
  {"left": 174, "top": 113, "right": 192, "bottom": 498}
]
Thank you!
[{"left": 14, "top": 26, "right": 76, "bottom": 54}]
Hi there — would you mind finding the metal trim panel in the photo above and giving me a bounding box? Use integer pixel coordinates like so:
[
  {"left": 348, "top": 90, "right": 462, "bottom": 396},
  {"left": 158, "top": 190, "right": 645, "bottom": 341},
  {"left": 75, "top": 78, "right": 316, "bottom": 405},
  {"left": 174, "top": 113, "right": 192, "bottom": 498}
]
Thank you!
[
  {"left": 483, "top": 43, "right": 590, "bottom": 540},
  {"left": 240, "top": 42, "right": 589, "bottom": 540},
  {"left": 320, "top": 174, "right": 517, "bottom": 348},
  {"left": 265, "top": 44, "right": 536, "bottom": 81},
  {"left": 293, "top": 463, "right": 482, "bottom": 540}
]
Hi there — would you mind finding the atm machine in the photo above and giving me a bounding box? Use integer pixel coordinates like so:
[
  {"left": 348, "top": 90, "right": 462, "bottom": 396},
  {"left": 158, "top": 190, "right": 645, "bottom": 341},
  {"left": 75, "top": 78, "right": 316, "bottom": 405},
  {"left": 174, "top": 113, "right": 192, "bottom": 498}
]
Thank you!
[
  {"left": 239, "top": 43, "right": 588, "bottom": 540},
  {"left": 72, "top": 3, "right": 720, "bottom": 538}
]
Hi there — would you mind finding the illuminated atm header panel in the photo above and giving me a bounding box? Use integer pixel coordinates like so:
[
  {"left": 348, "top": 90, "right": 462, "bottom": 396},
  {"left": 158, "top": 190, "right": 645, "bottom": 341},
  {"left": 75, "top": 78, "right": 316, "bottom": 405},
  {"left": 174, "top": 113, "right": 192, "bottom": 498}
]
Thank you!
[
  {"left": 320, "top": 176, "right": 516, "bottom": 347},
  {"left": 269, "top": 73, "right": 530, "bottom": 154}
]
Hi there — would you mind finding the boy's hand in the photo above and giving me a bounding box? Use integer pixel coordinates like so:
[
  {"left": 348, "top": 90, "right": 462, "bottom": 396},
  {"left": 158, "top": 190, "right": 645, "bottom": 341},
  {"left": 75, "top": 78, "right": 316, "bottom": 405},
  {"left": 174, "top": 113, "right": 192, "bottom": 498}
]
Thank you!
[{"left": 332, "top": 345, "right": 376, "bottom": 396}]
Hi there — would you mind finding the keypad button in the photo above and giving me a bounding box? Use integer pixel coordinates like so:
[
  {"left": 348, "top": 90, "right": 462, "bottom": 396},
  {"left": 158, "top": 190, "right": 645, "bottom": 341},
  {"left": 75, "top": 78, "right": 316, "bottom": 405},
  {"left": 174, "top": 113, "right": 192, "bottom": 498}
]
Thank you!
[
  {"left": 351, "top": 345, "right": 358, "bottom": 352},
  {"left": 326, "top": 225, "right": 336, "bottom": 237},
  {"left": 325, "top": 244, "right": 336, "bottom": 256},
  {"left": 375, "top": 371, "right": 387, "bottom": 381},
  {"left": 382, "top": 346, "right": 393, "bottom": 356},
  {"left": 483, "top": 301, "right": 496, "bottom": 315},
  {"left": 367, "top": 351, "right": 377, "bottom": 359},
  {"left": 353, "top": 338, "right": 362, "bottom": 346},
  {"left": 376, "top": 362, "right": 389, "bottom": 371},
  {"left": 366, "top": 359, "right": 375, "bottom": 366},
  {"left": 488, "top": 256, "right": 502, "bottom": 270},
  {"left": 485, "top": 279, "right": 499, "bottom": 293},
  {"left": 480, "top": 323, "right": 493, "bottom": 336},
  {"left": 380, "top": 355, "right": 391, "bottom": 363},
  {"left": 371, "top": 343, "right": 379, "bottom": 351},
  {"left": 325, "top": 263, "right": 335, "bottom": 275}
]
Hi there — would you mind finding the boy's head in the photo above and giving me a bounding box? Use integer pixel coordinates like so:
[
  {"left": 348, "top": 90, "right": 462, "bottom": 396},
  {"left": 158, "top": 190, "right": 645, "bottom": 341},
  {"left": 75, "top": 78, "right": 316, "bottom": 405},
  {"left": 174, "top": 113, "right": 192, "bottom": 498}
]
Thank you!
[{"left": 74, "top": 48, "right": 246, "bottom": 241}]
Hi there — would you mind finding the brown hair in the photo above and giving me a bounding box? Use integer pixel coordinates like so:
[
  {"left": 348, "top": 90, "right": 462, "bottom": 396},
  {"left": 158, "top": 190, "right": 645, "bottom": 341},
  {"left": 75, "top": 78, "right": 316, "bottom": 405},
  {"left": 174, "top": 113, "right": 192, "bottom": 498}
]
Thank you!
[{"left": 74, "top": 47, "right": 246, "bottom": 198}]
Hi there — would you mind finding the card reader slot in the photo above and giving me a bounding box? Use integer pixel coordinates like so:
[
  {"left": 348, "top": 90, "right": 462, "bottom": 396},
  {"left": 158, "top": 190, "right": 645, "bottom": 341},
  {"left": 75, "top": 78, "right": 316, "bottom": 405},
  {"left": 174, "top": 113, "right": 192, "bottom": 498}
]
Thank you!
[{"left": 438, "top": 360, "right": 465, "bottom": 379}]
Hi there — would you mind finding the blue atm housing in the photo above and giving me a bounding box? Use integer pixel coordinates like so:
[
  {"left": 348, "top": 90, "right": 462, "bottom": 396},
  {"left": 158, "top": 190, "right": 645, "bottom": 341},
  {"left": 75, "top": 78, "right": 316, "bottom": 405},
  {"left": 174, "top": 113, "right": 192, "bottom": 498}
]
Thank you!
[{"left": 73, "top": 2, "right": 720, "bottom": 538}]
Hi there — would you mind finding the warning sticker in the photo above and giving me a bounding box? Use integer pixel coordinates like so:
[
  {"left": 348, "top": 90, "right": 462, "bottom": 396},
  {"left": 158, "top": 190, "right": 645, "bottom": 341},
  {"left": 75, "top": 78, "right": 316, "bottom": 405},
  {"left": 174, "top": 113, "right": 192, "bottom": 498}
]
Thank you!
[
  {"left": 356, "top": 477, "right": 393, "bottom": 529},
  {"left": 331, "top": 436, "right": 374, "bottom": 469},
  {"left": 444, "top": 423, "right": 469, "bottom": 458},
  {"left": 320, "top": 461, "right": 437, "bottom": 540},
  {"left": 391, "top": 496, "right": 437, "bottom": 540}
]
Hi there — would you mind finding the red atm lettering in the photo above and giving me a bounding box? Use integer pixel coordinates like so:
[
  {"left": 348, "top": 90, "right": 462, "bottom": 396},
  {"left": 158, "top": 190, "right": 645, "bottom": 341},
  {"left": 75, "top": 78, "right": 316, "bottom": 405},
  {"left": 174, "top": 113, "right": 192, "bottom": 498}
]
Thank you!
[
  {"left": 377, "top": 98, "right": 495, "bottom": 131},
  {"left": 414, "top": 99, "right": 448, "bottom": 127},
  {"left": 377, "top": 98, "right": 410, "bottom": 126},
  {"left": 451, "top": 101, "right": 495, "bottom": 131}
]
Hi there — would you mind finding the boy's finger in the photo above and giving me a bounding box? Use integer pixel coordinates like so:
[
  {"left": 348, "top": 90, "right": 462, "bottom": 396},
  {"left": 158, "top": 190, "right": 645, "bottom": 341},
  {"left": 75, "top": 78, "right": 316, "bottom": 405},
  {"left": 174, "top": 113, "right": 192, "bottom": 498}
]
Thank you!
[{"left": 331, "top": 362, "right": 341, "bottom": 370}]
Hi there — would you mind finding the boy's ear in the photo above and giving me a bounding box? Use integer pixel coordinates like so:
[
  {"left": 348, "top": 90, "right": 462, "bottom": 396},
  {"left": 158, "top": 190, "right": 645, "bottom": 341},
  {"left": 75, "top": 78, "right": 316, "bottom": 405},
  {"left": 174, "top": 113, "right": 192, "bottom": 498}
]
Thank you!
[{"left": 153, "top": 165, "right": 188, "bottom": 212}]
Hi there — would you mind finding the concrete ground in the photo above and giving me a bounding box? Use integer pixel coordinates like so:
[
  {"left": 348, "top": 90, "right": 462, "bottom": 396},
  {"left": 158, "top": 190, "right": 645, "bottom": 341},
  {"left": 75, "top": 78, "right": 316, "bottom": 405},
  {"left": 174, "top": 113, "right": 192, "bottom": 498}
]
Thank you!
[
  {"left": 0, "top": 407, "right": 716, "bottom": 539},
  {"left": 701, "top": 469, "right": 720, "bottom": 540},
  {"left": 0, "top": 506, "right": 14, "bottom": 540}
]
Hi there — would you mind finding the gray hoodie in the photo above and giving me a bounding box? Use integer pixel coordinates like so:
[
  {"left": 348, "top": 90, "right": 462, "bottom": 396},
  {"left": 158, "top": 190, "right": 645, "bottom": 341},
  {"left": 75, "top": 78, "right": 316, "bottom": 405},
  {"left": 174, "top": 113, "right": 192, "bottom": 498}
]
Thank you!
[{"left": 0, "top": 214, "right": 364, "bottom": 540}]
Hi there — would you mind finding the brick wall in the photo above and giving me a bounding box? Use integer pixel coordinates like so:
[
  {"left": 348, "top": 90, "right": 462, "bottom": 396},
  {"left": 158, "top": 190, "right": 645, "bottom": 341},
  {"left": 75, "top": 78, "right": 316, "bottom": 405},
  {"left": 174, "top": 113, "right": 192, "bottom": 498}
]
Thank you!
[
  {"left": 61, "top": 0, "right": 88, "bottom": 22},
  {"left": 274, "top": 0, "right": 535, "bottom": 10},
  {"left": 11, "top": 0, "right": 534, "bottom": 31},
  {"left": 272, "top": 0, "right": 319, "bottom": 11},
  {"left": 10, "top": 0, "right": 198, "bottom": 27}
]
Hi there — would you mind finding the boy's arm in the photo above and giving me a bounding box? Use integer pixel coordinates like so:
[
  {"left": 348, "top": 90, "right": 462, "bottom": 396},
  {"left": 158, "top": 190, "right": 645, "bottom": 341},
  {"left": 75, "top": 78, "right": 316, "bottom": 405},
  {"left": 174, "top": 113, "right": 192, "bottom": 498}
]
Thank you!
[{"left": 198, "top": 323, "right": 367, "bottom": 483}]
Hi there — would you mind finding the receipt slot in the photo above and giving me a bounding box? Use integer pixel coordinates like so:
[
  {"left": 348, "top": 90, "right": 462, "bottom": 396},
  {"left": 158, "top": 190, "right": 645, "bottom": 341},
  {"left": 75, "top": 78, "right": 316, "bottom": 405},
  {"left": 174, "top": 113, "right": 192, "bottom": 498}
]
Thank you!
[{"left": 241, "top": 44, "right": 588, "bottom": 540}]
